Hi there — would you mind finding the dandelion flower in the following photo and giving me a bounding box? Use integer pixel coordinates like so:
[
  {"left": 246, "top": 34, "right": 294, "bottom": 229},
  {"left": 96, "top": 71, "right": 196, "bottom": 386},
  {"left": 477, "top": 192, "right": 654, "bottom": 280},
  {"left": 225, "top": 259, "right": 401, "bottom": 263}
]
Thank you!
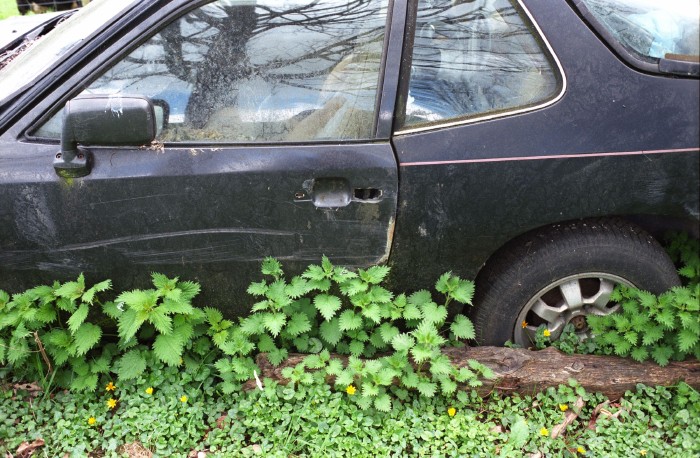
[
  {"left": 87, "top": 417, "right": 96, "bottom": 425},
  {"left": 105, "top": 382, "right": 116, "bottom": 392},
  {"left": 521, "top": 320, "right": 528, "bottom": 328},
  {"left": 106, "top": 398, "right": 117, "bottom": 409},
  {"left": 540, "top": 427, "right": 549, "bottom": 436},
  {"left": 346, "top": 385, "right": 356, "bottom": 395},
  {"left": 640, "top": 451, "right": 647, "bottom": 456},
  {"left": 577, "top": 446, "right": 586, "bottom": 454},
  {"left": 180, "top": 395, "right": 188, "bottom": 403},
  {"left": 145, "top": 387, "right": 154, "bottom": 395},
  {"left": 559, "top": 404, "right": 569, "bottom": 411},
  {"left": 447, "top": 407, "right": 456, "bottom": 417},
  {"left": 543, "top": 329, "right": 551, "bottom": 337}
]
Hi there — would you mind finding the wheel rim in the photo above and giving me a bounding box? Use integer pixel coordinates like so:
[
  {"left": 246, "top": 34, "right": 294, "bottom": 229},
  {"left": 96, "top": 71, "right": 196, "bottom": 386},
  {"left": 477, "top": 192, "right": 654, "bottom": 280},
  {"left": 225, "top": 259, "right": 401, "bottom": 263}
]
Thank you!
[{"left": 513, "top": 273, "right": 634, "bottom": 347}]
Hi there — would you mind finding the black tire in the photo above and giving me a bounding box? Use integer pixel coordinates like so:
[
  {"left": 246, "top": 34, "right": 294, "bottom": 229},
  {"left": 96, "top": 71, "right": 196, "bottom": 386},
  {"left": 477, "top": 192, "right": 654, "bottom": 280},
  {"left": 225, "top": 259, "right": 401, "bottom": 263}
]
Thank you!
[{"left": 471, "top": 218, "right": 680, "bottom": 346}]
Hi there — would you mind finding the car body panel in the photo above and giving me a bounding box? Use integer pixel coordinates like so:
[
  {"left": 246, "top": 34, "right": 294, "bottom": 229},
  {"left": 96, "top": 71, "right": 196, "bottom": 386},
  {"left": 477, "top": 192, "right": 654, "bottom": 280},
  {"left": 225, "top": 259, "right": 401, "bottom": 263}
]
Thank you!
[{"left": 0, "top": 0, "right": 698, "bottom": 312}]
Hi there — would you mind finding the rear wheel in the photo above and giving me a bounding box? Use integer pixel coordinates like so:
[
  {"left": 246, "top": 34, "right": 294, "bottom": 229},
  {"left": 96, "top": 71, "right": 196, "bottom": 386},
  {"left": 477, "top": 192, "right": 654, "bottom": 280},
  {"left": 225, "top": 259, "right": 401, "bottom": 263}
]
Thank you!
[{"left": 472, "top": 219, "right": 680, "bottom": 346}]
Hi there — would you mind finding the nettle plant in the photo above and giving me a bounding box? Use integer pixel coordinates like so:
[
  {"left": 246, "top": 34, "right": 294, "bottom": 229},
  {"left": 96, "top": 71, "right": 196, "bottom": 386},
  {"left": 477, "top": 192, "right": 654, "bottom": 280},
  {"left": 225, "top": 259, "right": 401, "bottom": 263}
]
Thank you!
[
  {"left": 235, "top": 257, "right": 493, "bottom": 411},
  {"left": 586, "top": 234, "right": 700, "bottom": 365}
]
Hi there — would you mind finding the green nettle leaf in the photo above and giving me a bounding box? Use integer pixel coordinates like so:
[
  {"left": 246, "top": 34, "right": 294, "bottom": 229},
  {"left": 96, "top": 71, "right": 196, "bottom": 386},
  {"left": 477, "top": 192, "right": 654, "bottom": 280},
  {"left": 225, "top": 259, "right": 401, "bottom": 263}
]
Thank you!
[
  {"left": 54, "top": 275, "right": 85, "bottom": 300},
  {"left": 286, "top": 313, "right": 312, "bottom": 337},
  {"left": 73, "top": 323, "right": 102, "bottom": 356},
  {"left": 116, "top": 289, "right": 159, "bottom": 311},
  {"left": 379, "top": 323, "right": 400, "bottom": 344},
  {"left": 153, "top": 333, "right": 185, "bottom": 366},
  {"left": 400, "top": 304, "right": 421, "bottom": 321},
  {"left": 262, "top": 313, "right": 287, "bottom": 337},
  {"left": 361, "top": 382, "right": 379, "bottom": 397},
  {"left": 417, "top": 380, "right": 437, "bottom": 398},
  {"left": 320, "top": 319, "right": 342, "bottom": 346},
  {"left": 257, "top": 334, "right": 276, "bottom": 353},
  {"left": 434, "top": 272, "right": 453, "bottom": 294},
  {"left": 623, "top": 331, "right": 639, "bottom": 345},
  {"left": 340, "top": 279, "right": 368, "bottom": 297},
  {"left": 361, "top": 303, "right": 382, "bottom": 324},
  {"left": 651, "top": 345, "right": 674, "bottom": 366},
  {"left": 152, "top": 272, "right": 177, "bottom": 291},
  {"left": 247, "top": 280, "right": 268, "bottom": 297},
  {"left": 102, "top": 301, "right": 121, "bottom": 320},
  {"left": 177, "top": 281, "right": 201, "bottom": 302},
  {"left": 440, "top": 377, "right": 458, "bottom": 395},
  {"left": 678, "top": 329, "right": 699, "bottom": 352},
  {"left": 240, "top": 314, "right": 266, "bottom": 335},
  {"left": 212, "top": 330, "right": 229, "bottom": 348},
  {"left": 314, "top": 294, "right": 342, "bottom": 321},
  {"left": 411, "top": 344, "right": 436, "bottom": 364},
  {"left": 148, "top": 307, "right": 174, "bottom": 335},
  {"left": 261, "top": 257, "right": 283, "bottom": 278},
  {"left": 114, "top": 350, "right": 147, "bottom": 380},
  {"left": 451, "top": 280, "right": 475, "bottom": 305},
  {"left": 420, "top": 302, "right": 447, "bottom": 325},
  {"left": 160, "top": 299, "right": 194, "bottom": 316},
  {"left": 335, "top": 369, "right": 355, "bottom": 387},
  {"left": 429, "top": 354, "right": 453, "bottom": 376},
  {"left": 369, "top": 286, "right": 393, "bottom": 304},
  {"left": 656, "top": 308, "right": 677, "bottom": 329},
  {"left": 348, "top": 340, "right": 365, "bottom": 356},
  {"left": 360, "top": 265, "right": 390, "bottom": 284},
  {"left": 267, "top": 347, "right": 289, "bottom": 366},
  {"left": 391, "top": 333, "right": 415, "bottom": 352},
  {"left": 408, "top": 290, "right": 432, "bottom": 308},
  {"left": 641, "top": 325, "right": 665, "bottom": 345},
  {"left": 450, "top": 315, "right": 476, "bottom": 340},
  {"left": 326, "top": 359, "right": 344, "bottom": 376},
  {"left": 82, "top": 279, "right": 111, "bottom": 305},
  {"left": 338, "top": 310, "right": 363, "bottom": 331},
  {"left": 0, "top": 338, "right": 6, "bottom": 364},
  {"left": 286, "top": 277, "right": 310, "bottom": 299},
  {"left": 613, "top": 339, "right": 632, "bottom": 356},
  {"left": 630, "top": 347, "right": 649, "bottom": 362},
  {"left": 302, "top": 265, "right": 327, "bottom": 281},
  {"left": 66, "top": 303, "right": 89, "bottom": 335},
  {"left": 374, "top": 394, "right": 392, "bottom": 412},
  {"left": 637, "top": 290, "right": 657, "bottom": 309}
]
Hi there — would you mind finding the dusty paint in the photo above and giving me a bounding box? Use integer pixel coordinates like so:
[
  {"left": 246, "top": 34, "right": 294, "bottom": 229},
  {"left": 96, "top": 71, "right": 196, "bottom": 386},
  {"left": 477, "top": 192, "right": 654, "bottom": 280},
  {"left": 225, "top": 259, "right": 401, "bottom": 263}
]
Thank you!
[{"left": 378, "top": 217, "right": 395, "bottom": 264}]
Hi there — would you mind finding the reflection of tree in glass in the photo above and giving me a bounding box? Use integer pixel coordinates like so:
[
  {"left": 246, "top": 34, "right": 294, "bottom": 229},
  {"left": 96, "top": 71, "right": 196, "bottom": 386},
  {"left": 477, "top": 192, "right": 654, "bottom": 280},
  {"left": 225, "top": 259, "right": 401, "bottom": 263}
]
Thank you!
[{"left": 114, "top": 0, "right": 386, "bottom": 129}]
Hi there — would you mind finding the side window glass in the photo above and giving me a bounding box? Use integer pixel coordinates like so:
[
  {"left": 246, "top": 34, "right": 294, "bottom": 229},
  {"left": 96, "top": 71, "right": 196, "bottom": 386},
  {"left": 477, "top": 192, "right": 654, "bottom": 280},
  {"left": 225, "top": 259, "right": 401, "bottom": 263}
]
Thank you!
[
  {"left": 401, "top": 0, "right": 562, "bottom": 129},
  {"left": 578, "top": 0, "right": 699, "bottom": 63},
  {"left": 34, "top": 0, "right": 389, "bottom": 142}
]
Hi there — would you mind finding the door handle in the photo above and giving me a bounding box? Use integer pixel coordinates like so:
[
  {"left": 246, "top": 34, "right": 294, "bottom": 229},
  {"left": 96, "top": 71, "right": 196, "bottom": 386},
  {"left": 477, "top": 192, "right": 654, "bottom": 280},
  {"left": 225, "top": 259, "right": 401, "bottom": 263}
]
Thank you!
[{"left": 310, "top": 177, "right": 351, "bottom": 208}]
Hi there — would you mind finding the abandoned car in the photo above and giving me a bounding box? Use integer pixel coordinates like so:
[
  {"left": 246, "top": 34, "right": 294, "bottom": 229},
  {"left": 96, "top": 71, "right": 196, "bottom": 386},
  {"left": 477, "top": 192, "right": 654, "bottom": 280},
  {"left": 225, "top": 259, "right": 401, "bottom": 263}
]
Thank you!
[{"left": 0, "top": 0, "right": 698, "bottom": 346}]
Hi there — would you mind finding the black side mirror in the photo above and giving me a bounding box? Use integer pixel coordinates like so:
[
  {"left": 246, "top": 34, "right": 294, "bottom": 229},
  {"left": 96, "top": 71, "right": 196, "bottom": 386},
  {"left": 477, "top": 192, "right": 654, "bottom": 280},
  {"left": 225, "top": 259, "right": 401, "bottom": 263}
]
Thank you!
[{"left": 54, "top": 95, "right": 159, "bottom": 178}]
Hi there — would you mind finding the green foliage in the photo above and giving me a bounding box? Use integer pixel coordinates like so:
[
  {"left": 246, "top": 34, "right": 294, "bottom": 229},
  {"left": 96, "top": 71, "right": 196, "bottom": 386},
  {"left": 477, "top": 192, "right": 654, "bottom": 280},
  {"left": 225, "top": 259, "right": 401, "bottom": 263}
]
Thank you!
[{"left": 584, "top": 235, "right": 700, "bottom": 365}]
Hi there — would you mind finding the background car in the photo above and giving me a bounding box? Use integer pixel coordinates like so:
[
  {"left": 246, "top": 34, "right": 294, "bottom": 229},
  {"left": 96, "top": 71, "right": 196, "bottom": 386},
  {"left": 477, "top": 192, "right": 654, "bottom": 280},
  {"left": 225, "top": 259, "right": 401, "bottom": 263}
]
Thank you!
[{"left": 1, "top": 0, "right": 698, "bottom": 346}]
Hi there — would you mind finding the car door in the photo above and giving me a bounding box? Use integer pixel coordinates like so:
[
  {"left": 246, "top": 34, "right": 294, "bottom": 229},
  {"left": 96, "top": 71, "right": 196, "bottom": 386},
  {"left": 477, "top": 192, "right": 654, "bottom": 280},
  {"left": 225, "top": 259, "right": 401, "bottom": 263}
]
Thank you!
[{"left": 0, "top": 0, "right": 401, "bottom": 312}]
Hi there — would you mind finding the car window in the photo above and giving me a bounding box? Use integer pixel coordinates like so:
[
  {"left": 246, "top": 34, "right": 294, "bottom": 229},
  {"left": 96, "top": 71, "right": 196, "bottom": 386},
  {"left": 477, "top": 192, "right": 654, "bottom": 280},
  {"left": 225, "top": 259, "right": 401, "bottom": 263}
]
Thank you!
[
  {"left": 400, "top": 0, "right": 561, "bottom": 129},
  {"left": 33, "top": 0, "right": 389, "bottom": 142},
  {"left": 578, "top": 0, "right": 699, "bottom": 64}
]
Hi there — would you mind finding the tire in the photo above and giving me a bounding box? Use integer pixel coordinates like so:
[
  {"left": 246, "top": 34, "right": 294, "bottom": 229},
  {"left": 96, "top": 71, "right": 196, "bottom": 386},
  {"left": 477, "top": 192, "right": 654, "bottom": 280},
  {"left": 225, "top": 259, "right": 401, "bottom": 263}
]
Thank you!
[{"left": 471, "top": 219, "right": 680, "bottom": 346}]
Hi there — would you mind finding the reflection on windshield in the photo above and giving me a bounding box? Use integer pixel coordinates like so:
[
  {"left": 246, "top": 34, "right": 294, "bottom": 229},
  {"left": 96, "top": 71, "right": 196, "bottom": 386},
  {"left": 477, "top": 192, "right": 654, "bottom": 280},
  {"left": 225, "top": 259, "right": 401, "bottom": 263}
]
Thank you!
[{"left": 0, "top": 0, "right": 140, "bottom": 103}]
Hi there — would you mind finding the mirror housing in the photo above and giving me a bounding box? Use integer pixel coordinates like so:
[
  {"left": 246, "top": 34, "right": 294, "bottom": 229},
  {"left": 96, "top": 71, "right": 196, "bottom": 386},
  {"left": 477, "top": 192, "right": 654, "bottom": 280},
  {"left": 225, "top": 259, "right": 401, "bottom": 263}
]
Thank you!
[{"left": 54, "top": 95, "right": 158, "bottom": 178}]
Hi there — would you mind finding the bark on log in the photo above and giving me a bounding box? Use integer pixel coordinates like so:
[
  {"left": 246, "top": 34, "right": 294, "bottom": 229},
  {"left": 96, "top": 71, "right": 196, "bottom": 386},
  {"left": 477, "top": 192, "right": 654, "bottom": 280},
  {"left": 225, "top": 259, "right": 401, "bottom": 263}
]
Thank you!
[{"left": 245, "top": 346, "right": 700, "bottom": 399}]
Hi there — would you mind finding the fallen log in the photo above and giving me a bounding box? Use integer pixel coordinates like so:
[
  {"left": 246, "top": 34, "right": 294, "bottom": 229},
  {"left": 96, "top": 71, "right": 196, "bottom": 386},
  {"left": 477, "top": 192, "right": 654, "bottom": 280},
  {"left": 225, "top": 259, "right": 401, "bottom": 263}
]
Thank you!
[{"left": 246, "top": 346, "right": 700, "bottom": 399}]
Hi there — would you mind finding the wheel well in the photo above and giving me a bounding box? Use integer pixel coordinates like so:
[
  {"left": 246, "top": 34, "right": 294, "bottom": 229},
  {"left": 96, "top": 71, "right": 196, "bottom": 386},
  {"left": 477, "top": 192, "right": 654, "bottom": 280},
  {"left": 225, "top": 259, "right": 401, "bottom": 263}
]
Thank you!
[{"left": 473, "top": 215, "right": 696, "bottom": 294}]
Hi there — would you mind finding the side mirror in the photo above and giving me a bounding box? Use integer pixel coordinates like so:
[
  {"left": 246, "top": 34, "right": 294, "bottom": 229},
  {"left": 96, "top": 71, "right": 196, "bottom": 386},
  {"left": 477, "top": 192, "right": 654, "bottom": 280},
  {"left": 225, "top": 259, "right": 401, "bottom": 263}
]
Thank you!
[{"left": 54, "top": 95, "right": 160, "bottom": 178}]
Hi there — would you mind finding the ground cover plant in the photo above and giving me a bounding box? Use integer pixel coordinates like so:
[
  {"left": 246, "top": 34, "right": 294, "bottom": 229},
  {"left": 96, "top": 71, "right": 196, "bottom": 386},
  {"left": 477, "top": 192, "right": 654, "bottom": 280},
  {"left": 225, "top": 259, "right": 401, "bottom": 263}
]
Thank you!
[{"left": 1, "top": 233, "right": 699, "bottom": 456}]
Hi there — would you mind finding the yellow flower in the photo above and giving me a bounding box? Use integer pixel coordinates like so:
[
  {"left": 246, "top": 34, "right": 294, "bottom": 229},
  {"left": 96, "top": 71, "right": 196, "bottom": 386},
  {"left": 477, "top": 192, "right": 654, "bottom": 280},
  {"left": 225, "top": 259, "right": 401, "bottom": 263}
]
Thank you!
[
  {"left": 346, "top": 385, "right": 356, "bottom": 395},
  {"left": 543, "top": 329, "right": 551, "bottom": 337},
  {"left": 540, "top": 427, "right": 549, "bottom": 437},
  {"left": 145, "top": 387, "right": 154, "bottom": 395},
  {"left": 577, "top": 446, "right": 586, "bottom": 454},
  {"left": 180, "top": 395, "right": 188, "bottom": 403},
  {"left": 640, "top": 451, "right": 647, "bottom": 456},
  {"left": 105, "top": 382, "right": 116, "bottom": 392},
  {"left": 106, "top": 398, "right": 117, "bottom": 409},
  {"left": 559, "top": 403, "right": 569, "bottom": 411},
  {"left": 447, "top": 407, "right": 456, "bottom": 417},
  {"left": 87, "top": 417, "right": 96, "bottom": 426},
  {"left": 521, "top": 320, "right": 528, "bottom": 328}
]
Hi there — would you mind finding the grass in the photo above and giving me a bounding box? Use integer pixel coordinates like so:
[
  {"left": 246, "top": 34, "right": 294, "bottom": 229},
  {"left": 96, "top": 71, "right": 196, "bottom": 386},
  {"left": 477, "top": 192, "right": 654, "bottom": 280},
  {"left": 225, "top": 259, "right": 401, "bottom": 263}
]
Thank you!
[{"left": 0, "top": 0, "right": 19, "bottom": 20}]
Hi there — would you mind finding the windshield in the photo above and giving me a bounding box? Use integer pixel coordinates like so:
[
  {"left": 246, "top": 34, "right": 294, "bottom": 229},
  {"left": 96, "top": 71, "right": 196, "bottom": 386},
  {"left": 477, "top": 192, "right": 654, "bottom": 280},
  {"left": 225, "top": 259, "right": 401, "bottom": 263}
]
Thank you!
[{"left": 0, "top": 0, "right": 141, "bottom": 103}]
